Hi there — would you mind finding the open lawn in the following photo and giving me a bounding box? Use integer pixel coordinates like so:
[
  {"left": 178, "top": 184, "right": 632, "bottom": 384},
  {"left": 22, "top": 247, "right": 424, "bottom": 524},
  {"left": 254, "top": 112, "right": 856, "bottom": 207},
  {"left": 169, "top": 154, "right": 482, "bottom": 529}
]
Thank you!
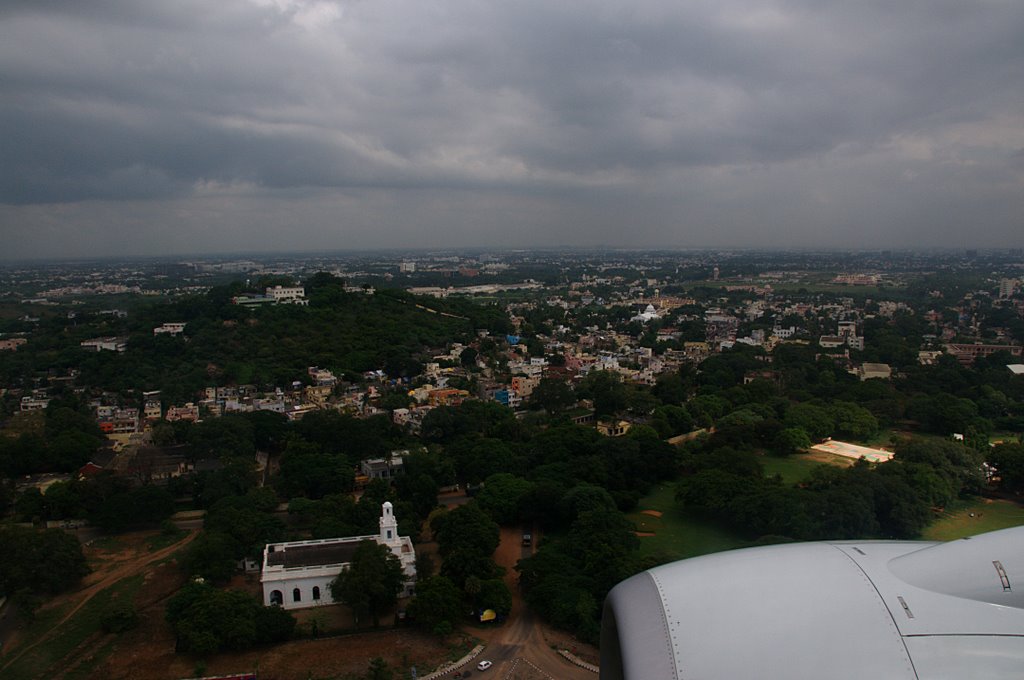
[
  {"left": 627, "top": 482, "right": 746, "bottom": 562},
  {"left": 629, "top": 453, "right": 873, "bottom": 563},
  {"left": 923, "top": 498, "right": 1024, "bottom": 542},
  {"left": 862, "top": 428, "right": 905, "bottom": 448},
  {"left": 861, "top": 428, "right": 954, "bottom": 449},
  {"left": 761, "top": 454, "right": 833, "bottom": 485}
]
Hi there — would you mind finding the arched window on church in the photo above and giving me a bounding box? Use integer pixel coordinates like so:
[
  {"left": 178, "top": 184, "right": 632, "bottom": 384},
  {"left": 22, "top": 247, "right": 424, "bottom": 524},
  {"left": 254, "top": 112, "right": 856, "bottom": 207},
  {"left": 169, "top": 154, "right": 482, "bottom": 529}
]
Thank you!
[
  {"left": 313, "top": 586, "right": 321, "bottom": 600},
  {"left": 293, "top": 588, "right": 302, "bottom": 603},
  {"left": 270, "top": 590, "right": 283, "bottom": 606}
]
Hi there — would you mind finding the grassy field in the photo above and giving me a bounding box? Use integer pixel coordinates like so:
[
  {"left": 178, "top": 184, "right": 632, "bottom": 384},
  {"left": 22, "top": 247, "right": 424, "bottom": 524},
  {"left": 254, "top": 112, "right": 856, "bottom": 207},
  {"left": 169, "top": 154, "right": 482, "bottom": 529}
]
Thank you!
[
  {"left": 2, "top": 574, "right": 144, "bottom": 680},
  {"left": 862, "top": 428, "right": 902, "bottom": 448},
  {"left": 627, "top": 482, "right": 746, "bottom": 562},
  {"left": 923, "top": 498, "right": 1024, "bottom": 542},
  {"left": 629, "top": 455, "right": 852, "bottom": 561},
  {"left": 761, "top": 454, "right": 833, "bottom": 484}
]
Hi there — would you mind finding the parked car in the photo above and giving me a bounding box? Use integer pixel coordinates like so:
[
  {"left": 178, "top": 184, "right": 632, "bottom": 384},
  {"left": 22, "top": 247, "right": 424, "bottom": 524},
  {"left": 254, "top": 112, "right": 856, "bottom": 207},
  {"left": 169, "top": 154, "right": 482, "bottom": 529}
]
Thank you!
[{"left": 477, "top": 660, "right": 493, "bottom": 671}]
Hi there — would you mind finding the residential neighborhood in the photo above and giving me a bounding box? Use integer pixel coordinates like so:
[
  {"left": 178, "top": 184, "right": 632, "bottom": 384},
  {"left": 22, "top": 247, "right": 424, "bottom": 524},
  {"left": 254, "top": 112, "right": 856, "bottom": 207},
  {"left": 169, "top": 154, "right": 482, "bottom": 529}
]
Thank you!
[{"left": 1, "top": 249, "right": 1023, "bottom": 679}]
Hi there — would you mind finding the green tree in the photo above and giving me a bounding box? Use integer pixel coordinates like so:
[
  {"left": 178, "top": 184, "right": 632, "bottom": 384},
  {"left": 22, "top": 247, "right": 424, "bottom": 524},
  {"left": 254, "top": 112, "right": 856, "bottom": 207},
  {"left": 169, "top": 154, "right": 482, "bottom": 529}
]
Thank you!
[
  {"left": 166, "top": 582, "right": 295, "bottom": 654},
  {"left": 366, "top": 657, "right": 394, "bottom": 680},
  {"left": 989, "top": 443, "right": 1024, "bottom": 494},
  {"left": 407, "top": 575, "right": 463, "bottom": 635},
  {"left": 773, "top": 427, "right": 811, "bottom": 456},
  {"left": 183, "top": 531, "right": 238, "bottom": 583},
  {"left": 578, "top": 371, "right": 628, "bottom": 416},
  {"left": 434, "top": 502, "right": 501, "bottom": 588},
  {"left": 329, "top": 540, "right": 405, "bottom": 626},
  {"left": 0, "top": 526, "right": 90, "bottom": 599},
  {"left": 652, "top": 372, "right": 689, "bottom": 406},
  {"left": 828, "top": 401, "right": 878, "bottom": 440},
  {"left": 477, "top": 578, "right": 512, "bottom": 617},
  {"left": 92, "top": 484, "right": 175, "bottom": 531},
  {"left": 476, "top": 473, "right": 536, "bottom": 525},
  {"left": 460, "top": 346, "right": 479, "bottom": 368},
  {"left": 203, "top": 493, "right": 286, "bottom": 563},
  {"left": 784, "top": 402, "right": 834, "bottom": 441},
  {"left": 276, "top": 439, "right": 355, "bottom": 500},
  {"left": 566, "top": 508, "right": 640, "bottom": 599},
  {"left": 650, "top": 404, "right": 694, "bottom": 438},
  {"left": 528, "top": 377, "right": 576, "bottom": 414},
  {"left": 558, "top": 484, "right": 618, "bottom": 526}
]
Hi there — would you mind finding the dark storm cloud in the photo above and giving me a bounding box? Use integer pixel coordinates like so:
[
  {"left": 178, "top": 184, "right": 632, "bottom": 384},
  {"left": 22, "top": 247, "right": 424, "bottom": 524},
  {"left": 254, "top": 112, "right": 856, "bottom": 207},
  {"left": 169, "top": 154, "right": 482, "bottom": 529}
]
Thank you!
[{"left": 1, "top": 0, "right": 1022, "bottom": 255}]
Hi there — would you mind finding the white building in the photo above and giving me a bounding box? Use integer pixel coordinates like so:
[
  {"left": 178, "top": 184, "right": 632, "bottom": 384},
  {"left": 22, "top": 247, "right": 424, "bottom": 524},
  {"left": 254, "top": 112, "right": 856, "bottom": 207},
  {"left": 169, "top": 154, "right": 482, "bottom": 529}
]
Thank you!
[
  {"left": 153, "top": 322, "right": 186, "bottom": 336},
  {"left": 631, "top": 304, "right": 661, "bottom": 324},
  {"left": 80, "top": 336, "right": 128, "bottom": 352},
  {"left": 261, "top": 502, "right": 416, "bottom": 610},
  {"left": 266, "top": 286, "right": 308, "bottom": 305},
  {"left": 20, "top": 396, "right": 50, "bottom": 412},
  {"left": 143, "top": 400, "right": 162, "bottom": 420},
  {"left": 859, "top": 362, "right": 892, "bottom": 381},
  {"left": 360, "top": 454, "right": 406, "bottom": 480}
]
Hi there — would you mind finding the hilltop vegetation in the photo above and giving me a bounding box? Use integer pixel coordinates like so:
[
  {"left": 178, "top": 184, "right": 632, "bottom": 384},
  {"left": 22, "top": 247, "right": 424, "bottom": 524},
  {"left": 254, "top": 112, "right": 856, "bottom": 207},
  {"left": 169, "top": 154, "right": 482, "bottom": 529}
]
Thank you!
[{"left": 0, "top": 274, "right": 506, "bottom": 403}]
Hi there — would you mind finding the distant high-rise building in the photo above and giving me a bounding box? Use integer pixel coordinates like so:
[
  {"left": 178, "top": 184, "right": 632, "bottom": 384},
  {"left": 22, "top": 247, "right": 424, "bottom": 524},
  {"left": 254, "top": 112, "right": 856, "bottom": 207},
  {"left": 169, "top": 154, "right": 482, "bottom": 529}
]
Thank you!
[{"left": 999, "top": 278, "right": 1017, "bottom": 299}]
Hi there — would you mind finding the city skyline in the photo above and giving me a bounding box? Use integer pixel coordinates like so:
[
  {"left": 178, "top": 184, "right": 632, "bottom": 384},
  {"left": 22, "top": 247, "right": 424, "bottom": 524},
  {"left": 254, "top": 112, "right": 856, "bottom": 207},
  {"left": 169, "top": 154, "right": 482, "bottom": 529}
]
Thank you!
[{"left": 2, "top": 0, "right": 1023, "bottom": 259}]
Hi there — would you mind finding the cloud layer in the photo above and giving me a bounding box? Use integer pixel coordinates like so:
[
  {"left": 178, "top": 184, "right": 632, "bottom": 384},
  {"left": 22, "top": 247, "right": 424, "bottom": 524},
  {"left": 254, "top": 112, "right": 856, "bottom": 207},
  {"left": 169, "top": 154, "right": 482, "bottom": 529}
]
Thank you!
[{"left": 2, "top": 0, "right": 1022, "bottom": 257}]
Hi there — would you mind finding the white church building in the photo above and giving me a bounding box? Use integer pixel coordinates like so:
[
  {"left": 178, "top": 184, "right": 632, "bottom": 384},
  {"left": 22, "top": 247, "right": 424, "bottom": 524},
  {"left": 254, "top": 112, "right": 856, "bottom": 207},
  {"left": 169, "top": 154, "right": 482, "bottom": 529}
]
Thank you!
[
  {"left": 261, "top": 502, "right": 416, "bottom": 610},
  {"left": 631, "top": 303, "right": 661, "bottom": 324}
]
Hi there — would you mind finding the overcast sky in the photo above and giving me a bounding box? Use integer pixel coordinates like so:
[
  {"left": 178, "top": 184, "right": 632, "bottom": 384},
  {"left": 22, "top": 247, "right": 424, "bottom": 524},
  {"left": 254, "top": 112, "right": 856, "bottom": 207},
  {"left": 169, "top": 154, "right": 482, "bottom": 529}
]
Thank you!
[{"left": 2, "top": 0, "right": 1022, "bottom": 259}]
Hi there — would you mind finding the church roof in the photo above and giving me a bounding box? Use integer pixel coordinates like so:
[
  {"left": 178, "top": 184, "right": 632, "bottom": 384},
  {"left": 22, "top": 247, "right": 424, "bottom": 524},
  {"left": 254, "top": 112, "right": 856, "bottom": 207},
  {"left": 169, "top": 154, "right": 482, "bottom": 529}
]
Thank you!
[{"left": 266, "top": 539, "right": 363, "bottom": 568}]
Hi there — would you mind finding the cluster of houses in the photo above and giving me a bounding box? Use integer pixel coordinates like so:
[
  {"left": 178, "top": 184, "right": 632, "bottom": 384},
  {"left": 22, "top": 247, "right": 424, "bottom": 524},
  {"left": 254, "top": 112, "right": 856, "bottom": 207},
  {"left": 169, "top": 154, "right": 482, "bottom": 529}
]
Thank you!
[
  {"left": 12, "top": 273, "right": 1024, "bottom": 440},
  {"left": 6, "top": 271, "right": 1023, "bottom": 491}
]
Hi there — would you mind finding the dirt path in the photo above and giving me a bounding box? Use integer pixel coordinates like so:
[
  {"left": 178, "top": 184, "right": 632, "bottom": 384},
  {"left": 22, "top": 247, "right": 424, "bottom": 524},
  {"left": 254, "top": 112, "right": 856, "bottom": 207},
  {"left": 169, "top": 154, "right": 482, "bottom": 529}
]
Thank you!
[
  {"left": 471, "top": 526, "right": 597, "bottom": 679},
  {"left": 0, "top": 530, "right": 198, "bottom": 675},
  {"left": 2, "top": 523, "right": 598, "bottom": 679}
]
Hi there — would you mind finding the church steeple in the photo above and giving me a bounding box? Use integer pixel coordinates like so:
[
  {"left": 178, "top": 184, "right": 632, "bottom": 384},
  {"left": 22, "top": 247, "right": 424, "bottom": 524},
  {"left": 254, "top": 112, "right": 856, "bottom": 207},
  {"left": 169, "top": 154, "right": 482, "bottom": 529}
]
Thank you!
[{"left": 379, "top": 501, "right": 399, "bottom": 546}]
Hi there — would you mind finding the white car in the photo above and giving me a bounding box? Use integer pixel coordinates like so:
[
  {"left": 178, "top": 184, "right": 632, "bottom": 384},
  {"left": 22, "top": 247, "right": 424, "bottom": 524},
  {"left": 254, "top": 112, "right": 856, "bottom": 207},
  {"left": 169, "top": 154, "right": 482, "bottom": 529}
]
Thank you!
[{"left": 477, "top": 660, "right": 493, "bottom": 671}]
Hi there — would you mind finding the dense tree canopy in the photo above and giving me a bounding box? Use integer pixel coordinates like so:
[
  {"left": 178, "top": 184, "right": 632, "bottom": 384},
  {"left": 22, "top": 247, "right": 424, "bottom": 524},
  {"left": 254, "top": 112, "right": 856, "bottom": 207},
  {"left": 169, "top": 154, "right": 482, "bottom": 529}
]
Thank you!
[
  {"left": 329, "top": 540, "right": 406, "bottom": 627},
  {"left": 407, "top": 575, "right": 463, "bottom": 636},
  {"left": 433, "top": 502, "right": 501, "bottom": 589},
  {"left": 0, "top": 526, "right": 90, "bottom": 598},
  {"left": 166, "top": 581, "right": 295, "bottom": 654}
]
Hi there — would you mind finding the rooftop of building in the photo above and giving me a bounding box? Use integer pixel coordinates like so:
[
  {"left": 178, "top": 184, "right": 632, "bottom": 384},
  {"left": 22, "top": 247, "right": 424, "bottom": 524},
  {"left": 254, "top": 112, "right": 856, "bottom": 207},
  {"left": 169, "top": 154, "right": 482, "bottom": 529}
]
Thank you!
[{"left": 265, "top": 538, "right": 369, "bottom": 569}]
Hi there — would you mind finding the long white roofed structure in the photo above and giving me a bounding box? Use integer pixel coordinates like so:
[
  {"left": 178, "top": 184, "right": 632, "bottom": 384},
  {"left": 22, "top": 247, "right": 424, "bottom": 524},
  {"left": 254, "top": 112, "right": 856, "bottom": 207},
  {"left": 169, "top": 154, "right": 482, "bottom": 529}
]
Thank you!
[
  {"left": 601, "top": 526, "right": 1024, "bottom": 679},
  {"left": 261, "top": 502, "right": 415, "bottom": 610}
]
